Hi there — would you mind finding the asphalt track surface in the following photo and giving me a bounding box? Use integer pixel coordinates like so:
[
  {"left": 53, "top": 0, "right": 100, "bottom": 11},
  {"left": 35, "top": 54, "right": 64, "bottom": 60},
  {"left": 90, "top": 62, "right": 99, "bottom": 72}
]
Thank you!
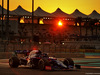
[{"left": 0, "top": 58, "right": 100, "bottom": 75}]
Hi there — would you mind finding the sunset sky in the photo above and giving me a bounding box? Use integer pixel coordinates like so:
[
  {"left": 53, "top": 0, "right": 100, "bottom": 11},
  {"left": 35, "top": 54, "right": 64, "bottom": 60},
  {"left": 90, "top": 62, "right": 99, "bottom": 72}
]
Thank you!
[{"left": 0, "top": 0, "right": 100, "bottom": 15}]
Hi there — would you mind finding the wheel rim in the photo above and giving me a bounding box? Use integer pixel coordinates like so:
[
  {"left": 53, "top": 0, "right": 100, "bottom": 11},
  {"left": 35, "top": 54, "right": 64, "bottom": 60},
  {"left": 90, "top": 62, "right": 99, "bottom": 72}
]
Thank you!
[{"left": 9, "top": 59, "right": 13, "bottom": 66}]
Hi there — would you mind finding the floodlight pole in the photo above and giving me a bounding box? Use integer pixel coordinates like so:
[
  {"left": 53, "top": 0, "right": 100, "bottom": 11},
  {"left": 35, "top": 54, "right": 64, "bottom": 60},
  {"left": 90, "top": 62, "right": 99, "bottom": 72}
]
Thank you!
[
  {"left": 7, "top": 0, "right": 9, "bottom": 23},
  {"left": 1, "top": 0, "right": 4, "bottom": 40},
  {"left": 32, "top": 0, "right": 34, "bottom": 41},
  {"left": 6, "top": 0, "right": 9, "bottom": 40}
]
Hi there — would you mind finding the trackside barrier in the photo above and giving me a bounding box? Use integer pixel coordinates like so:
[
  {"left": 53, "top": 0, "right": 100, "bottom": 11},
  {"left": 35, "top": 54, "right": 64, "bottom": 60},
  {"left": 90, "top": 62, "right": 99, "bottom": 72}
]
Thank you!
[
  {"left": 48, "top": 53, "right": 85, "bottom": 58},
  {"left": 0, "top": 52, "right": 15, "bottom": 59},
  {"left": 79, "top": 49, "right": 100, "bottom": 53},
  {"left": 0, "top": 52, "right": 85, "bottom": 59},
  {"left": 0, "top": 42, "right": 100, "bottom": 53}
]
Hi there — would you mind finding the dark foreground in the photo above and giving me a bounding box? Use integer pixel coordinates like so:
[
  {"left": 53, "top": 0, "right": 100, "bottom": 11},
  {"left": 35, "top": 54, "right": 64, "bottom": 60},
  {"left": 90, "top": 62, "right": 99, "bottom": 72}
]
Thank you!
[{"left": 0, "top": 62, "right": 100, "bottom": 75}]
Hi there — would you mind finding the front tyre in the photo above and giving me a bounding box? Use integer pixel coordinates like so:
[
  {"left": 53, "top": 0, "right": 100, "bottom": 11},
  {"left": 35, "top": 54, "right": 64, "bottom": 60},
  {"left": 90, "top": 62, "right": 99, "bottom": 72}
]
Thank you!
[
  {"left": 9, "top": 57, "right": 19, "bottom": 68},
  {"left": 63, "top": 58, "right": 74, "bottom": 68}
]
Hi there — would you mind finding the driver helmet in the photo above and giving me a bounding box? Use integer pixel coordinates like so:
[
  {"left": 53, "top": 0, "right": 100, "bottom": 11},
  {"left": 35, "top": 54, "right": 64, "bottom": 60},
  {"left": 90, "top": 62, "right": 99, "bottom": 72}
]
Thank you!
[{"left": 30, "top": 50, "right": 41, "bottom": 54}]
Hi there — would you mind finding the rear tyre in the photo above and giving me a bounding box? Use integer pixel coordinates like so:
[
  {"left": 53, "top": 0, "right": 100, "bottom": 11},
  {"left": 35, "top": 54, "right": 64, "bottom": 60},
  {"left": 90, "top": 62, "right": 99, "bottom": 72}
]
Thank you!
[
  {"left": 38, "top": 59, "right": 50, "bottom": 70},
  {"left": 9, "top": 57, "right": 19, "bottom": 68},
  {"left": 38, "top": 59, "right": 45, "bottom": 70}
]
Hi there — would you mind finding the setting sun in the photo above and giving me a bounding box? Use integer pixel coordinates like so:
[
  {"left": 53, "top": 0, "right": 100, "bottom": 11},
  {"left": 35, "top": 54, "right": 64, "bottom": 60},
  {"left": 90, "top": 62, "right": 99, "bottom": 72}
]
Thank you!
[{"left": 58, "top": 21, "right": 63, "bottom": 26}]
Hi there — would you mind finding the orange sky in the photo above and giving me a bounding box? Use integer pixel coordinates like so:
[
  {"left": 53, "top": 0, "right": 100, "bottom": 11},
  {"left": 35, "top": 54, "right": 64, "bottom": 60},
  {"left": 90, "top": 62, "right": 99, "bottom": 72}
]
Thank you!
[{"left": 0, "top": 0, "right": 100, "bottom": 15}]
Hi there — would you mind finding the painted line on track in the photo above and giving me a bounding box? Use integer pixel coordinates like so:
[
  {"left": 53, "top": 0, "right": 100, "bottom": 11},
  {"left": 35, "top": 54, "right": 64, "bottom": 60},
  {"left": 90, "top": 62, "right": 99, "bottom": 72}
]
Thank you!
[{"left": 81, "top": 66, "right": 100, "bottom": 69}]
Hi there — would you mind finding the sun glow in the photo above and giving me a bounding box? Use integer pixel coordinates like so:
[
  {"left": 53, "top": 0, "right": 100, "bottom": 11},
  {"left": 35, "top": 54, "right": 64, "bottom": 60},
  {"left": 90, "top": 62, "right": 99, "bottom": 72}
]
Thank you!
[{"left": 58, "top": 21, "right": 63, "bottom": 26}]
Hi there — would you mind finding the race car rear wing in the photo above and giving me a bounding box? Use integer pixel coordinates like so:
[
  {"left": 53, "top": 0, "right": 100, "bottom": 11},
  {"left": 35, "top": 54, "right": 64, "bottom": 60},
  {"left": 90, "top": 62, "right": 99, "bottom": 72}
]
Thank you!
[
  {"left": 14, "top": 50, "right": 32, "bottom": 57},
  {"left": 14, "top": 50, "right": 32, "bottom": 54}
]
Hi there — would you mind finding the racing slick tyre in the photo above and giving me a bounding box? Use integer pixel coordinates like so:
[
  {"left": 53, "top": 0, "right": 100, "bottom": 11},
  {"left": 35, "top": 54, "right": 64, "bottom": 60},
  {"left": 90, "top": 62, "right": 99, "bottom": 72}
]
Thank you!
[
  {"left": 9, "top": 57, "right": 20, "bottom": 68},
  {"left": 38, "top": 59, "right": 50, "bottom": 70},
  {"left": 63, "top": 58, "right": 74, "bottom": 68}
]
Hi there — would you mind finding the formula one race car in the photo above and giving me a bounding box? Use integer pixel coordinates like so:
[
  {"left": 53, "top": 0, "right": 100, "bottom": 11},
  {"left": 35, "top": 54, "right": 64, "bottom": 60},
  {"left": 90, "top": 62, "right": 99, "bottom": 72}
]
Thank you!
[{"left": 9, "top": 50, "right": 81, "bottom": 70}]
